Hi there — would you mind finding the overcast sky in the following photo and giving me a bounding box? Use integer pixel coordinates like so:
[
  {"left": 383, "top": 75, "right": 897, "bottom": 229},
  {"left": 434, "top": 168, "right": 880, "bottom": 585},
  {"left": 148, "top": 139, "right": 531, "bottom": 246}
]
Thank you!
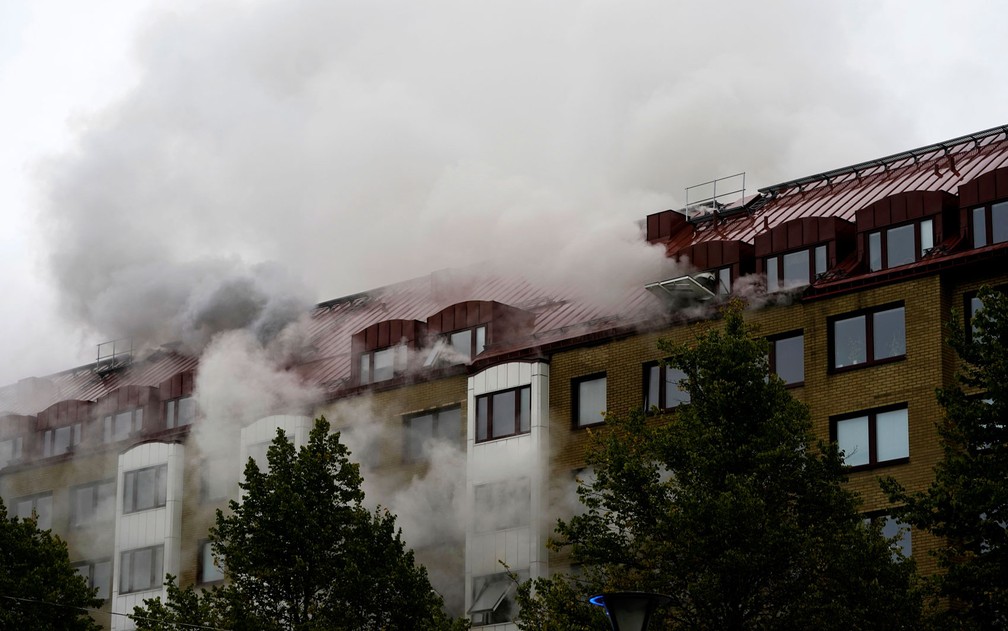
[{"left": 1, "top": 0, "right": 1006, "bottom": 386}]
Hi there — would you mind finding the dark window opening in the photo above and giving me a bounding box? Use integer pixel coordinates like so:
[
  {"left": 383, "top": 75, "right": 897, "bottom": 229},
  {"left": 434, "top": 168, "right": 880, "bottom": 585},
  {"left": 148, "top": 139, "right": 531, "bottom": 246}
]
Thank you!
[
  {"left": 643, "top": 363, "right": 690, "bottom": 410},
  {"left": 770, "top": 332, "right": 804, "bottom": 386},
  {"left": 475, "top": 386, "right": 531, "bottom": 442}
]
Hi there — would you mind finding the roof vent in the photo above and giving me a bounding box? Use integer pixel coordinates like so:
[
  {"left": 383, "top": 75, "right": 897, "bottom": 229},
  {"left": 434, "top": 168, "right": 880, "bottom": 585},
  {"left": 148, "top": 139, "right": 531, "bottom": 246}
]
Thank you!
[
  {"left": 645, "top": 272, "right": 717, "bottom": 306},
  {"left": 95, "top": 338, "right": 133, "bottom": 375}
]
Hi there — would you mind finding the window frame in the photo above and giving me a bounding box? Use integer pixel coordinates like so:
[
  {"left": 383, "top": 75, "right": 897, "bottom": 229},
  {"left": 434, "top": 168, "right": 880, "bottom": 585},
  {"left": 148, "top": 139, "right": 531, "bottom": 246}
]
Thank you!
[
  {"left": 970, "top": 199, "right": 1008, "bottom": 248},
  {"left": 765, "top": 244, "right": 828, "bottom": 292},
  {"left": 827, "top": 303, "right": 906, "bottom": 373},
  {"left": 867, "top": 218, "right": 935, "bottom": 271},
  {"left": 11, "top": 492, "right": 53, "bottom": 529},
  {"left": 70, "top": 479, "right": 115, "bottom": 528},
  {"left": 0, "top": 435, "right": 24, "bottom": 468},
  {"left": 199, "top": 458, "right": 232, "bottom": 503},
  {"left": 642, "top": 361, "right": 690, "bottom": 411},
  {"left": 768, "top": 330, "right": 805, "bottom": 387},
  {"left": 119, "top": 544, "right": 165, "bottom": 594},
  {"left": 964, "top": 286, "right": 1007, "bottom": 342},
  {"left": 402, "top": 405, "right": 462, "bottom": 462},
  {"left": 359, "top": 343, "right": 408, "bottom": 385},
  {"left": 475, "top": 385, "right": 531, "bottom": 443},
  {"left": 572, "top": 373, "right": 607, "bottom": 429},
  {"left": 72, "top": 559, "right": 112, "bottom": 600},
  {"left": 165, "top": 396, "right": 196, "bottom": 429},
  {"left": 103, "top": 407, "right": 144, "bottom": 442},
  {"left": 42, "top": 422, "right": 82, "bottom": 457},
  {"left": 122, "top": 464, "right": 168, "bottom": 514},
  {"left": 198, "top": 539, "right": 225, "bottom": 584},
  {"left": 864, "top": 512, "right": 912, "bottom": 559},
  {"left": 830, "top": 404, "right": 910, "bottom": 471}
]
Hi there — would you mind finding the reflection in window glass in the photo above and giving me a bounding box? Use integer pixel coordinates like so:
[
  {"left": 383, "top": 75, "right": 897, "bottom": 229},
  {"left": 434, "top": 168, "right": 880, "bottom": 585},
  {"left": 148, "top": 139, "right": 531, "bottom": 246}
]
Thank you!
[
  {"left": 665, "top": 367, "right": 690, "bottom": 406},
  {"left": 575, "top": 376, "right": 607, "bottom": 427},
  {"left": 993, "top": 201, "right": 1008, "bottom": 244},
  {"left": 491, "top": 391, "right": 516, "bottom": 439},
  {"left": 373, "top": 348, "right": 396, "bottom": 381},
  {"left": 766, "top": 257, "right": 778, "bottom": 292},
  {"left": 920, "top": 219, "right": 934, "bottom": 255},
  {"left": 973, "top": 206, "right": 988, "bottom": 248},
  {"left": 450, "top": 330, "right": 471, "bottom": 361},
  {"left": 773, "top": 334, "right": 804, "bottom": 385},
  {"left": 876, "top": 408, "right": 910, "bottom": 461},
  {"left": 836, "top": 416, "right": 870, "bottom": 467},
  {"left": 886, "top": 224, "right": 915, "bottom": 268},
  {"left": 782, "top": 250, "right": 810, "bottom": 288},
  {"left": 873, "top": 307, "right": 906, "bottom": 360},
  {"left": 833, "top": 315, "right": 867, "bottom": 368},
  {"left": 881, "top": 516, "right": 912, "bottom": 558},
  {"left": 717, "top": 267, "right": 731, "bottom": 295},
  {"left": 201, "top": 542, "right": 225, "bottom": 583},
  {"left": 475, "top": 326, "right": 487, "bottom": 356}
]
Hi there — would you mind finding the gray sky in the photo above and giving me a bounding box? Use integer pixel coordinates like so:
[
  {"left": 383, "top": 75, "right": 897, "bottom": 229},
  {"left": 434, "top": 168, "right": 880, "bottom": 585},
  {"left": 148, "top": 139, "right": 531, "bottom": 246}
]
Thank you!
[{"left": 1, "top": 0, "right": 1006, "bottom": 385}]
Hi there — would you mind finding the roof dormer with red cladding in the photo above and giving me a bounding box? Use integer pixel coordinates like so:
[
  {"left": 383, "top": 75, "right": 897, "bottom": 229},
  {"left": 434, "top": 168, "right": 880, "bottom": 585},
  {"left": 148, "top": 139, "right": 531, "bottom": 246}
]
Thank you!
[{"left": 352, "top": 319, "right": 427, "bottom": 387}]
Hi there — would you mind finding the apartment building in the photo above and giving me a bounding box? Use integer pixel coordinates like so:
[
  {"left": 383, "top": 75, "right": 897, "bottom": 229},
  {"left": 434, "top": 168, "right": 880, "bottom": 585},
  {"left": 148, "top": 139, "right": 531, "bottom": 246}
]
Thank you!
[{"left": 2, "top": 125, "right": 1008, "bottom": 629}]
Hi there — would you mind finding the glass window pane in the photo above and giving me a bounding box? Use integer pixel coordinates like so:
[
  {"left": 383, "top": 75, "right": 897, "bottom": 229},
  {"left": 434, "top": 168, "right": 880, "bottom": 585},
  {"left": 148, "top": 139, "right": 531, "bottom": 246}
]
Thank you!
[
  {"left": 873, "top": 307, "right": 906, "bottom": 360},
  {"left": 476, "top": 396, "right": 488, "bottom": 442},
  {"left": 519, "top": 387, "right": 531, "bottom": 433},
  {"left": 115, "top": 411, "right": 133, "bottom": 439},
  {"left": 406, "top": 414, "right": 434, "bottom": 461},
  {"left": 156, "top": 467, "right": 167, "bottom": 507},
  {"left": 134, "top": 408, "right": 143, "bottom": 431},
  {"left": 993, "top": 201, "right": 1008, "bottom": 244},
  {"left": 120, "top": 552, "right": 132, "bottom": 593},
  {"left": 576, "top": 377, "right": 606, "bottom": 427},
  {"left": 54, "top": 426, "right": 71, "bottom": 455},
  {"left": 475, "top": 326, "right": 487, "bottom": 356},
  {"left": 153, "top": 546, "right": 164, "bottom": 588},
  {"left": 869, "top": 232, "right": 882, "bottom": 271},
  {"left": 166, "top": 400, "right": 176, "bottom": 428},
  {"left": 437, "top": 407, "right": 461, "bottom": 442},
  {"left": 774, "top": 334, "right": 804, "bottom": 385},
  {"left": 920, "top": 219, "right": 933, "bottom": 255},
  {"left": 136, "top": 468, "right": 156, "bottom": 511},
  {"left": 882, "top": 516, "right": 912, "bottom": 558},
  {"left": 124, "top": 472, "right": 135, "bottom": 513},
  {"left": 177, "top": 398, "right": 196, "bottom": 426},
  {"left": 833, "top": 315, "right": 866, "bottom": 368},
  {"left": 973, "top": 206, "right": 988, "bottom": 248},
  {"left": 837, "top": 416, "right": 870, "bottom": 466},
  {"left": 782, "top": 250, "right": 810, "bottom": 288},
  {"left": 359, "top": 354, "right": 371, "bottom": 385},
  {"left": 815, "top": 245, "right": 827, "bottom": 276},
  {"left": 665, "top": 367, "right": 690, "bottom": 406},
  {"left": 202, "top": 543, "right": 224, "bottom": 582},
  {"left": 886, "top": 224, "right": 916, "bottom": 267},
  {"left": 717, "top": 267, "right": 731, "bottom": 295},
  {"left": 373, "top": 348, "right": 395, "bottom": 382},
  {"left": 93, "top": 561, "right": 111, "bottom": 599},
  {"left": 35, "top": 495, "right": 52, "bottom": 530},
  {"left": 645, "top": 365, "right": 660, "bottom": 409},
  {"left": 491, "top": 391, "right": 516, "bottom": 439},
  {"left": 450, "top": 330, "right": 471, "bottom": 362},
  {"left": 134, "top": 548, "right": 152, "bottom": 591},
  {"left": 876, "top": 408, "right": 909, "bottom": 462},
  {"left": 766, "top": 257, "right": 779, "bottom": 292}
]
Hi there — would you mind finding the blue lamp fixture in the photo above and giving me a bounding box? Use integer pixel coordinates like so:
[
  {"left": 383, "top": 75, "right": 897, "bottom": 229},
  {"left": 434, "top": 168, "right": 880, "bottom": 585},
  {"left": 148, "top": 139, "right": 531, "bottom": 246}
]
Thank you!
[{"left": 589, "top": 592, "right": 671, "bottom": 631}]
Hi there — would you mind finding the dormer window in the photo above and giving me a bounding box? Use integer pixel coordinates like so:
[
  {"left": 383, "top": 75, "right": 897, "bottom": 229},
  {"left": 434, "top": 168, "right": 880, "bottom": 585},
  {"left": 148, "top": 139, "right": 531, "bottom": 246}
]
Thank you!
[
  {"left": 867, "top": 219, "right": 934, "bottom": 271},
  {"left": 103, "top": 408, "right": 144, "bottom": 442},
  {"left": 0, "top": 436, "right": 24, "bottom": 468},
  {"left": 43, "top": 423, "right": 81, "bottom": 457},
  {"left": 360, "top": 344, "right": 408, "bottom": 385},
  {"left": 766, "top": 245, "right": 827, "bottom": 292},
  {"left": 713, "top": 267, "right": 731, "bottom": 295},
  {"left": 971, "top": 200, "right": 1008, "bottom": 248},
  {"left": 425, "top": 325, "right": 488, "bottom": 366},
  {"left": 670, "top": 240, "right": 755, "bottom": 299}
]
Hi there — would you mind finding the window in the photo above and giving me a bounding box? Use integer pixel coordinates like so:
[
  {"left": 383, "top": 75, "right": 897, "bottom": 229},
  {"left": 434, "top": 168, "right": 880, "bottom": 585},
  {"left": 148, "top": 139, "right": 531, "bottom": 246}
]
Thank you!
[
  {"left": 11, "top": 493, "right": 52, "bottom": 529},
  {"left": 71, "top": 480, "right": 115, "bottom": 527},
  {"left": 403, "top": 406, "right": 461, "bottom": 462},
  {"left": 864, "top": 514, "right": 912, "bottom": 559},
  {"left": 123, "top": 464, "right": 168, "bottom": 513},
  {"left": 198, "top": 540, "right": 225, "bottom": 583},
  {"left": 714, "top": 266, "right": 732, "bottom": 296},
  {"left": 868, "top": 219, "right": 934, "bottom": 271},
  {"left": 643, "top": 363, "right": 690, "bottom": 410},
  {"left": 469, "top": 571, "right": 525, "bottom": 626},
  {"left": 165, "top": 397, "right": 195, "bottom": 429},
  {"left": 103, "top": 408, "right": 143, "bottom": 442},
  {"left": 829, "top": 305, "right": 905, "bottom": 370},
  {"left": 573, "top": 374, "right": 607, "bottom": 428},
  {"left": 473, "top": 479, "right": 530, "bottom": 532},
  {"left": 475, "top": 386, "right": 531, "bottom": 442},
  {"left": 766, "top": 245, "right": 827, "bottom": 291},
  {"left": 42, "top": 423, "right": 81, "bottom": 457},
  {"left": 0, "top": 436, "right": 23, "bottom": 468},
  {"left": 119, "top": 545, "right": 164, "bottom": 593},
  {"left": 965, "top": 287, "right": 1006, "bottom": 341},
  {"left": 832, "top": 406, "right": 909, "bottom": 468},
  {"left": 769, "top": 332, "right": 804, "bottom": 386},
  {"left": 971, "top": 200, "right": 1008, "bottom": 248},
  {"left": 426, "top": 326, "right": 488, "bottom": 365},
  {"left": 246, "top": 433, "right": 292, "bottom": 473},
  {"left": 72, "top": 559, "right": 112, "bottom": 599},
  {"left": 200, "top": 458, "right": 232, "bottom": 502},
  {"left": 360, "top": 344, "right": 408, "bottom": 385}
]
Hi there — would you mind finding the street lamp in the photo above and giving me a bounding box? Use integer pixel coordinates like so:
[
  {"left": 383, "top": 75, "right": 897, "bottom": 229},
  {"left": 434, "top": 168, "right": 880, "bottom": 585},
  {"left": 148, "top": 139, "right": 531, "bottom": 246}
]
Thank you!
[{"left": 589, "top": 592, "right": 671, "bottom": 631}]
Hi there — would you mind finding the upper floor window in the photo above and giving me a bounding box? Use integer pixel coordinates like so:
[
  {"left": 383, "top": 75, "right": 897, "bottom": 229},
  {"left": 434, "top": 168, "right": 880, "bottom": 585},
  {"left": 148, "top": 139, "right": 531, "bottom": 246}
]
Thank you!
[
  {"left": 829, "top": 304, "right": 905, "bottom": 371},
  {"left": 868, "top": 219, "right": 934, "bottom": 271},
  {"left": 713, "top": 266, "right": 732, "bottom": 296},
  {"left": 643, "top": 363, "right": 690, "bottom": 410},
  {"left": 971, "top": 200, "right": 1008, "bottom": 248},
  {"left": 0, "top": 436, "right": 23, "bottom": 468},
  {"left": 470, "top": 571, "right": 525, "bottom": 627},
  {"left": 475, "top": 386, "right": 531, "bottom": 442},
  {"left": 103, "top": 408, "right": 143, "bottom": 442},
  {"left": 403, "top": 406, "right": 461, "bottom": 462},
  {"left": 43, "top": 423, "right": 81, "bottom": 457},
  {"left": 766, "top": 245, "right": 827, "bottom": 292},
  {"left": 120, "top": 545, "right": 164, "bottom": 594},
  {"left": 428, "top": 326, "right": 487, "bottom": 365},
  {"left": 10, "top": 492, "right": 52, "bottom": 529},
  {"left": 200, "top": 458, "right": 232, "bottom": 503},
  {"left": 473, "top": 479, "right": 531, "bottom": 532},
  {"left": 165, "top": 396, "right": 195, "bottom": 429},
  {"left": 360, "top": 344, "right": 408, "bottom": 385},
  {"left": 123, "top": 464, "right": 168, "bottom": 513},
  {"left": 199, "top": 540, "right": 225, "bottom": 583},
  {"left": 71, "top": 480, "right": 115, "bottom": 527},
  {"left": 769, "top": 332, "right": 804, "bottom": 386},
  {"left": 573, "top": 374, "right": 607, "bottom": 428},
  {"left": 72, "top": 559, "right": 112, "bottom": 599},
  {"left": 247, "top": 433, "right": 292, "bottom": 473},
  {"left": 832, "top": 405, "right": 909, "bottom": 469}
]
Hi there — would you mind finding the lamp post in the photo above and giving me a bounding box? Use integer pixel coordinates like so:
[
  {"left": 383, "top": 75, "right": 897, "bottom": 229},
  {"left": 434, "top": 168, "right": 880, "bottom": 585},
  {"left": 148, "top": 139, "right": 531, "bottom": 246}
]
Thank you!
[{"left": 589, "top": 592, "right": 671, "bottom": 631}]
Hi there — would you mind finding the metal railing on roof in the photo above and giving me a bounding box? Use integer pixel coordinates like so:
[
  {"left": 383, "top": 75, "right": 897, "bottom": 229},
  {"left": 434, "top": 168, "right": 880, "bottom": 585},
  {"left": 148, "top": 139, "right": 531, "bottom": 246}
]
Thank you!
[
  {"left": 95, "top": 338, "right": 133, "bottom": 375},
  {"left": 684, "top": 172, "right": 746, "bottom": 222}
]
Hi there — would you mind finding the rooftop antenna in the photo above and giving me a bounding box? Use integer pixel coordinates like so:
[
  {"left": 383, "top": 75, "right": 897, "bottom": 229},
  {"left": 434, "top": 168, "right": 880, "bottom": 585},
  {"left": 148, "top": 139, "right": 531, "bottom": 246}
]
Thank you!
[
  {"left": 685, "top": 172, "right": 746, "bottom": 221},
  {"left": 95, "top": 337, "right": 133, "bottom": 375}
]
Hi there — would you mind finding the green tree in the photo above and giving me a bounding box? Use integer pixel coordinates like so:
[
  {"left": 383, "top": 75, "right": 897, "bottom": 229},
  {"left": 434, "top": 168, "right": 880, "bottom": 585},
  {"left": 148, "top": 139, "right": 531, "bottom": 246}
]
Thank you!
[
  {"left": 0, "top": 498, "right": 103, "bottom": 630},
  {"left": 132, "top": 416, "right": 467, "bottom": 631},
  {"left": 517, "top": 301, "right": 921, "bottom": 631},
  {"left": 883, "top": 286, "right": 1008, "bottom": 629}
]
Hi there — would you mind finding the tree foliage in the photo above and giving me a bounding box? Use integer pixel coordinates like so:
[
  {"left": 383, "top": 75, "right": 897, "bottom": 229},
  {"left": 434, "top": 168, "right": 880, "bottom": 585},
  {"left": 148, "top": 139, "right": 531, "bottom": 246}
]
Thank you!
[
  {"left": 518, "top": 301, "right": 921, "bottom": 631},
  {"left": 132, "top": 416, "right": 467, "bottom": 631},
  {"left": 0, "top": 498, "right": 103, "bottom": 630},
  {"left": 884, "top": 286, "right": 1008, "bottom": 629}
]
